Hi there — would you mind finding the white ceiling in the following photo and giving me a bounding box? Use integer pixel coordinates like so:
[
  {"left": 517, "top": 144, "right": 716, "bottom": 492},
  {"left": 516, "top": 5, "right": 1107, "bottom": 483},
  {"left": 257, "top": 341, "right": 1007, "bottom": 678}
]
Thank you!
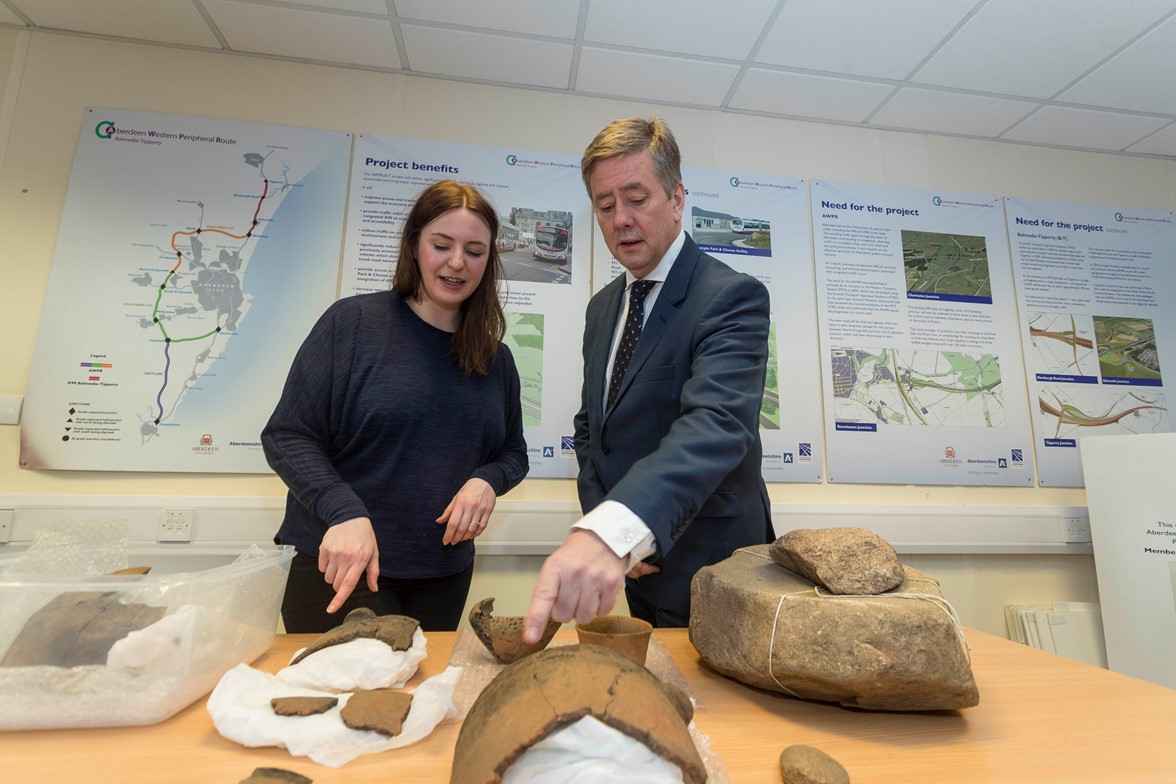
[{"left": 4, "top": 0, "right": 1176, "bottom": 159}]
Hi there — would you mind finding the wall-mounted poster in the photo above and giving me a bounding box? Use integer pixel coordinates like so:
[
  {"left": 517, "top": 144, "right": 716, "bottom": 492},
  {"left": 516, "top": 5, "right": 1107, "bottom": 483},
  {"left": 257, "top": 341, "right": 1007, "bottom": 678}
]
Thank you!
[
  {"left": 21, "top": 108, "right": 350, "bottom": 472},
  {"left": 812, "top": 180, "right": 1033, "bottom": 485},
  {"left": 589, "top": 168, "right": 824, "bottom": 482},
  {"left": 340, "top": 135, "right": 592, "bottom": 478},
  {"left": 1006, "top": 197, "right": 1175, "bottom": 486}
]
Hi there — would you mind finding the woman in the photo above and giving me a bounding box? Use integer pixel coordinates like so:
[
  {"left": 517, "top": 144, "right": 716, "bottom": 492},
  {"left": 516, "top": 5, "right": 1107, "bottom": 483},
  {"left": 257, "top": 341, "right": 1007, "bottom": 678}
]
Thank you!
[{"left": 262, "top": 180, "right": 528, "bottom": 633}]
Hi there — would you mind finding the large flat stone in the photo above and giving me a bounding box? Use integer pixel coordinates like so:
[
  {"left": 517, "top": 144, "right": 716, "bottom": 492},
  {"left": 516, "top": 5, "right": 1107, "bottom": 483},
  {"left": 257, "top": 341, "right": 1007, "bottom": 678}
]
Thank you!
[{"left": 690, "top": 546, "right": 979, "bottom": 711}]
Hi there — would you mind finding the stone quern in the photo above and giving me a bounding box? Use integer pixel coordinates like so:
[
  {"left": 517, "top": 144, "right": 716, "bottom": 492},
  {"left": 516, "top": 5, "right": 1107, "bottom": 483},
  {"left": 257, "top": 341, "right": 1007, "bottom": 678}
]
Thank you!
[
  {"left": 769, "top": 527, "right": 904, "bottom": 595},
  {"left": 690, "top": 546, "right": 979, "bottom": 711}
]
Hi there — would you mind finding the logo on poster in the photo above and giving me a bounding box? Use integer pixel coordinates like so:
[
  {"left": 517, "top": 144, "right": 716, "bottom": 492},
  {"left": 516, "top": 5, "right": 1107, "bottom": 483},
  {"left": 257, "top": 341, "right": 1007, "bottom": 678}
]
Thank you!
[{"left": 192, "top": 433, "right": 219, "bottom": 456}]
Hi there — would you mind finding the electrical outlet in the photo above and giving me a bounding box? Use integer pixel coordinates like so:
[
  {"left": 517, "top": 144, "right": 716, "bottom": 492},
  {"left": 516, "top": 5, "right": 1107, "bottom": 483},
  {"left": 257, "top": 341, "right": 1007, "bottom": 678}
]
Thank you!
[
  {"left": 0, "top": 396, "right": 23, "bottom": 426},
  {"left": 0, "top": 509, "right": 12, "bottom": 543},
  {"left": 158, "top": 509, "right": 194, "bottom": 542},
  {"left": 1062, "top": 516, "right": 1092, "bottom": 543}
]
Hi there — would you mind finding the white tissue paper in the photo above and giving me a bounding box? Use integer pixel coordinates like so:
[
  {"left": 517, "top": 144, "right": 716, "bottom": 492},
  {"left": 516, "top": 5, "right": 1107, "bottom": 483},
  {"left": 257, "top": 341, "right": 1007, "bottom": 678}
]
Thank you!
[
  {"left": 206, "top": 662, "right": 462, "bottom": 768},
  {"left": 277, "top": 628, "right": 428, "bottom": 691},
  {"left": 106, "top": 605, "right": 212, "bottom": 669},
  {"left": 501, "top": 715, "right": 686, "bottom": 784}
]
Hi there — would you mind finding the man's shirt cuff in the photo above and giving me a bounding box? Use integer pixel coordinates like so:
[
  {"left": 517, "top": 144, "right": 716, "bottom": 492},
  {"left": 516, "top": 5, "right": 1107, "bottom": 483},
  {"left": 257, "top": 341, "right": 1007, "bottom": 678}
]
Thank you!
[{"left": 572, "top": 500, "right": 656, "bottom": 568}]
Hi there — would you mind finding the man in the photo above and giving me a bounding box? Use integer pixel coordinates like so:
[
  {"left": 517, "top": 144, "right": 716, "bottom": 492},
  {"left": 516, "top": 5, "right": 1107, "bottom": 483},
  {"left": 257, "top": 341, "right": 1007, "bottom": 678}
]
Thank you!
[{"left": 524, "top": 116, "right": 774, "bottom": 642}]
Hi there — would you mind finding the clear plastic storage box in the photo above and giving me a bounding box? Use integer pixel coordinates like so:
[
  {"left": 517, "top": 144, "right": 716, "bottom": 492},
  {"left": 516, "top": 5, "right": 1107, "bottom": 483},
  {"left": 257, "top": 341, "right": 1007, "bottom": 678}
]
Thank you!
[{"left": 0, "top": 544, "right": 293, "bottom": 730}]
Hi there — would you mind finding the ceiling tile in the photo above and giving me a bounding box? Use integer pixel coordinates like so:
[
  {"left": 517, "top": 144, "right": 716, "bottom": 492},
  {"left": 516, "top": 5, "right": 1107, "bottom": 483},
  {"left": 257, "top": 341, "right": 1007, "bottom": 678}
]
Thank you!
[
  {"left": 15, "top": 0, "right": 220, "bottom": 48},
  {"left": 729, "top": 69, "right": 894, "bottom": 123},
  {"left": 870, "top": 87, "right": 1037, "bottom": 138},
  {"left": 914, "top": 0, "right": 1176, "bottom": 97},
  {"left": 0, "top": 5, "right": 24, "bottom": 25},
  {"left": 1124, "top": 122, "right": 1176, "bottom": 156},
  {"left": 296, "top": 0, "right": 389, "bottom": 13},
  {"left": 756, "top": 0, "right": 975, "bottom": 80},
  {"left": 1002, "top": 106, "right": 1170, "bottom": 151},
  {"left": 402, "top": 24, "right": 571, "bottom": 89},
  {"left": 1059, "top": 15, "right": 1176, "bottom": 114},
  {"left": 395, "top": 0, "right": 580, "bottom": 38},
  {"left": 576, "top": 47, "right": 739, "bottom": 106},
  {"left": 584, "top": 0, "right": 777, "bottom": 60},
  {"left": 203, "top": 0, "right": 400, "bottom": 69}
]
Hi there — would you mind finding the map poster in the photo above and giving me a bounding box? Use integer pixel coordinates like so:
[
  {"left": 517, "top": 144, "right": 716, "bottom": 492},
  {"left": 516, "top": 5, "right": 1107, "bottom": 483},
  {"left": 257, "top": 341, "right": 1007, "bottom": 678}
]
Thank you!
[
  {"left": 812, "top": 180, "right": 1033, "bottom": 485},
  {"left": 1006, "top": 197, "right": 1175, "bottom": 486},
  {"left": 340, "top": 134, "right": 591, "bottom": 478},
  {"left": 21, "top": 108, "right": 351, "bottom": 472},
  {"left": 588, "top": 168, "right": 822, "bottom": 482}
]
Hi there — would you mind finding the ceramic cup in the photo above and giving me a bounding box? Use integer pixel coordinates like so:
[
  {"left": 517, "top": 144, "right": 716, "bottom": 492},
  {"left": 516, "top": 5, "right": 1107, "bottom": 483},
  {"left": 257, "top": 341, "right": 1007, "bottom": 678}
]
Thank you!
[{"left": 575, "top": 615, "right": 653, "bottom": 666}]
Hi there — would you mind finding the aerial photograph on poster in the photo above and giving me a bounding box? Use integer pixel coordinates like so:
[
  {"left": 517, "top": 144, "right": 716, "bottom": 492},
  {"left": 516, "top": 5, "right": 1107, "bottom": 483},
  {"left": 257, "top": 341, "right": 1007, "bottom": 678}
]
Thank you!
[
  {"left": 503, "top": 311, "right": 544, "bottom": 427},
  {"left": 1093, "top": 315, "right": 1162, "bottom": 385},
  {"left": 902, "top": 229, "right": 992, "bottom": 304},
  {"left": 760, "top": 323, "right": 779, "bottom": 430}
]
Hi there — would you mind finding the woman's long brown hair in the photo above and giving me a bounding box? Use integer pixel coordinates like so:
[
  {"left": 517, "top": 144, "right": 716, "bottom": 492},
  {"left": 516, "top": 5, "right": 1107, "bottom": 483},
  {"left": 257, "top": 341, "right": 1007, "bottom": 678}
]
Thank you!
[{"left": 392, "top": 180, "right": 506, "bottom": 375}]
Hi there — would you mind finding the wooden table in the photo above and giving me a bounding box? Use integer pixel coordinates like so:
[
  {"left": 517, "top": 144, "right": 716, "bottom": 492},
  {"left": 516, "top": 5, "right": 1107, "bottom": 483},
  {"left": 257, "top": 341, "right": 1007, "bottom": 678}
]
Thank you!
[{"left": 3, "top": 628, "right": 1174, "bottom": 782}]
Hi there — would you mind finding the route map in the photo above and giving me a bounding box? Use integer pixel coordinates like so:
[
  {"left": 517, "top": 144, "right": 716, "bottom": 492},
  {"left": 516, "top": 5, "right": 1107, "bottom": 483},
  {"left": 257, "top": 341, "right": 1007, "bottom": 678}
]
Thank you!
[
  {"left": 831, "top": 347, "right": 1004, "bottom": 428},
  {"left": 21, "top": 109, "right": 350, "bottom": 472},
  {"left": 1029, "top": 311, "right": 1097, "bottom": 378},
  {"left": 1039, "top": 385, "right": 1168, "bottom": 439}
]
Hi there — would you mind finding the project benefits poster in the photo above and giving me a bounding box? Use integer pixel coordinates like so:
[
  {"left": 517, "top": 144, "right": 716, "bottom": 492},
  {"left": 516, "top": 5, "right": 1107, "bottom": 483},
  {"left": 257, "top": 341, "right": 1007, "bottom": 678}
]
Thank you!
[
  {"left": 588, "top": 167, "right": 824, "bottom": 482},
  {"left": 1007, "top": 197, "right": 1174, "bottom": 486},
  {"left": 341, "top": 135, "right": 592, "bottom": 478},
  {"left": 812, "top": 180, "right": 1033, "bottom": 485},
  {"left": 21, "top": 108, "right": 350, "bottom": 472}
]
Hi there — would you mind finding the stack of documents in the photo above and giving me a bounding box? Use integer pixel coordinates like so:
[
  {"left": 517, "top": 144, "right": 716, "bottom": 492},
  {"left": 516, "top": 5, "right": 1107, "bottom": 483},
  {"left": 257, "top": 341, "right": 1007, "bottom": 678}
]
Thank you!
[{"left": 1004, "top": 602, "right": 1108, "bottom": 668}]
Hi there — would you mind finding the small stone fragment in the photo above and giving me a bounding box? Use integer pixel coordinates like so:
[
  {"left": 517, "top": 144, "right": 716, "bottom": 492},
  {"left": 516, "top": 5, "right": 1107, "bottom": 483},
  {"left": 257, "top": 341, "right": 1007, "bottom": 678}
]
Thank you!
[
  {"left": 340, "top": 689, "right": 413, "bottom": 736},
  {"left": 288, "top": 608, "right": 419, "bottom": 666},
  {"left": 769, "top": 527, "right": 904, "bottom": 595},
  {"left": 270, "top": 696, "right": 339, "bottom": 716},
  {"left": 779, "top": 744, "right": 850, "bottom": 784},
  {"left": 239, "top": 767, "right": 313, "bottom": 784}
]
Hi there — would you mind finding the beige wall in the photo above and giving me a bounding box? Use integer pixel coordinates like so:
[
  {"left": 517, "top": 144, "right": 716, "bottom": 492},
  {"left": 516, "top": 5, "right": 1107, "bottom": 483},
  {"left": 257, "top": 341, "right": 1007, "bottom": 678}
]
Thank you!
[{"left": 3, "top": 31, "right": 1172, "bottom": 638}]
